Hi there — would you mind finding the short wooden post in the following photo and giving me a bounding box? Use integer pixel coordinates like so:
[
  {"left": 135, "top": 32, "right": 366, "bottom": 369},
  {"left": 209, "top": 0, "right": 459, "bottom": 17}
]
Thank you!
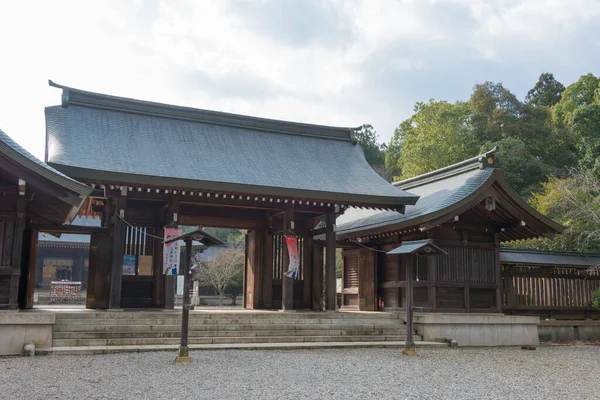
[{"left": 176, "top": 237, "right": 193, "bottom": 362}]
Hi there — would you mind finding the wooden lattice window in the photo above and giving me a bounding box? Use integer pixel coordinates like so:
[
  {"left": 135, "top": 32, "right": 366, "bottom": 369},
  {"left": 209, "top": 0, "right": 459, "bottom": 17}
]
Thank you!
[{"left": 344, "top": 252, "right": 359, "bottom": 289}]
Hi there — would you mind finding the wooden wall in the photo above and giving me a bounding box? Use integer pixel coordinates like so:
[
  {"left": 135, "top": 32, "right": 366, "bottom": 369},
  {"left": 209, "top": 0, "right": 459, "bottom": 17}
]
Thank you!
[{"left": 344, "top": 226, "right": 502, "bottom": 313}]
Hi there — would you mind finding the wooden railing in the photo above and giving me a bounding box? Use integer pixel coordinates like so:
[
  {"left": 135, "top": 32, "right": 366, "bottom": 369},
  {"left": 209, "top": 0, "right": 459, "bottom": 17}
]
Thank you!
[{"left": 503, "top": 265, "right": 600, "bottom": 312}]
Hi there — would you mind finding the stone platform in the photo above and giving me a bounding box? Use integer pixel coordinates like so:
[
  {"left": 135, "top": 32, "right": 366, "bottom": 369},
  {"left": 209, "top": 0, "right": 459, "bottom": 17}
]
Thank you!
[
  {"left": 414, "top": 313, "right": 540, "bottom": 346},
  {"left": 0, "top": 311, "right": 55, "bottom": 355}
]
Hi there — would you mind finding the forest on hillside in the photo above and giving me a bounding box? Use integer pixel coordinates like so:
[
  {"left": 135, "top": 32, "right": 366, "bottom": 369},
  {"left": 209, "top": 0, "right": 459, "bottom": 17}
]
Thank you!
[{"left": 357, "top": 73, "right": 600, "bottom": 253}]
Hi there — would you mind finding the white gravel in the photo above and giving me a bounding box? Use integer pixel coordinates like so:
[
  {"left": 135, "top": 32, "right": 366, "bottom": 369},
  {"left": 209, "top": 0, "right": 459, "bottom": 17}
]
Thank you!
[{"left": 1, "top": 346, "right": 599, "bottom": 399}]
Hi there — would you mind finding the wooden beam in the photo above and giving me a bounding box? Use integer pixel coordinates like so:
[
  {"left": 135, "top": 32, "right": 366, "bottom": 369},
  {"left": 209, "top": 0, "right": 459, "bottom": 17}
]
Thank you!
[
  {"left": 104, "top": 188, "right": 335, "bottom": 215},
  {"left": 325, "top": 212, "right": 336, "bottom": 311},
  {"left": 31, "top": 224, "right": 107, "bottom": 235}
]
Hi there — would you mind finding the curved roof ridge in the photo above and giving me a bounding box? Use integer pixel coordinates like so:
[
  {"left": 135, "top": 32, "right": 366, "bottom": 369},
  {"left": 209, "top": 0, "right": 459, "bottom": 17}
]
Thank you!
[
  {"left": 393, "top": 146, "right": 499, "bottom": 190},
  {"left": 49, "top": 80, "right": 357, "bottom": 142}
]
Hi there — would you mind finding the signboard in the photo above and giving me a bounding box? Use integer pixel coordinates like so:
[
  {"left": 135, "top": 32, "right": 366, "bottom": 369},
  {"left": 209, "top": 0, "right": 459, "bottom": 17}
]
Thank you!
[
  {"left": 284, "top": 235, "right": 299, "bottom": 279},
  {"left": 123, "top": 254, "right": 137, "bottom": 275},
  {"left": 163, "top": 227, "right": 182, "bottom": 275}
]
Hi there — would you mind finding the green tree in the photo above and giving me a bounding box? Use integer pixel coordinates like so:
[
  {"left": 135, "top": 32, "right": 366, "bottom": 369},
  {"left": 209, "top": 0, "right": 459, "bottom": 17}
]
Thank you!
[
  {"left": 510, "top": 169, "right": 600, "bottom": 252},
  {"left": 552, "top": 74, "right": 600, "bottom": 178},
  {"left": 353, "top": 124, "right": 385, "bottom": 168},
  {"left": 525, "top": 73, "right": 565, "bottom": 107},
  {"left": 396, "top": 100, "right": 478, "bottom": 179},
  {"left": 470, "top": 82, "right": 521, "bottom": 144}
]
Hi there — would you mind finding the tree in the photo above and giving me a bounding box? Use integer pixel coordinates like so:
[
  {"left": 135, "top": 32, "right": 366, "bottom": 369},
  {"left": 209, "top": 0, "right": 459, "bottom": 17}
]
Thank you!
[
  {"left": 552, "top": 74, "right": 600, "bottom": 178},
  {"left": 470, "top": 82, "right": 521, "bottom": 144},
  {"left": 510, "top": 169, "right": 600, "bottom": 252},
  {"left": 395, "top": 100, "right": 478, "bottom": 179},
  {"left": 195, "top": 242, "right": 245, "bottom": 306},
  {"left": 353, "top": 124, "right": 386, "bottom": 168},
  {"left": 526, "top": 73, "right": 565, "bottom": 107},
  {"left": 204, "top": 227, "right": 245, "bottom": 245}
]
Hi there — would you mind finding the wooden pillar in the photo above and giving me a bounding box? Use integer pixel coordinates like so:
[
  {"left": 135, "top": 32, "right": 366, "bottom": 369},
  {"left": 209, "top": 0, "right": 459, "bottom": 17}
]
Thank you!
[
  {"left": 19, "top": 229, "right": 37, "bottom": 309},
  {"left": 281, "top": 208, "right": 294, "bottom": 311},
  {"left": 109, "top": 197, "right": 126, "bottom": 309},
  {"left": 10, "top": 196, "right": 26, "bottom": 309},
  {"left": 494, "top": 233, "right": 502, "bottom": 312},
  {"left": 262, "top": 230, "right": 273, "bottom": 309},
  {"left": 325, "top": 212, "right": 336, "bottom": 311},
  {"left": 176, "top": 237, "right": 193, "bottom": 362},
  {"left": 281, "top": 236, "right": 293, "bottom": 311},
  {"left": 244, "top": 229, "right": 264, "bottom": 309},
  {"left": 405, "top": 254, "right": 415, "bottom": 350},
  {"left": 302, "top": 236, "right": 313, "bottom": 309},
  {"left": 312, "top": 242, "right": 324, "bottom": 310},
  {"left": 427, "top": 254, "right": 436, "bottom": 312}
]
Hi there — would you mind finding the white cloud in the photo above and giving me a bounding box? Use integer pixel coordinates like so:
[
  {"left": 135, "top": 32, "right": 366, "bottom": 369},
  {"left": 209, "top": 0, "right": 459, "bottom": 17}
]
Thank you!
[{"left": 0, "top": 0, "right": 599, "bottom": 161}]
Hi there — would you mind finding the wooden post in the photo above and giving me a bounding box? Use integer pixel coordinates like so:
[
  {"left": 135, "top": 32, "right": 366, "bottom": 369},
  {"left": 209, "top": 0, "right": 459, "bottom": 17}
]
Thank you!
[
  {"left": 325, "top": 212, "right": 336, "bottom": 311},
  {"left": 281, "top": 237, "right": 294, "bottom": 311},
  {"left": 23, "top": 229, "right": 38, "bottom": 309},
  {"left": 109, "top": 197, "right": 126, "bottom": 309},
  {"left": 494, "top": 233, "right": 502, "bottom": 312},
  {"left": 176, "top": 237, "right": 193, "bottom": 362},
  {"left": 302, "top": 236, "right": 313, "bottom": 309},
  {"left": 403, "top": 255, "right": 416, "bottom": 355},
  {"left": 312, "top": 243, "right": 324, "bottom": 310},
  {"left": 281, "top": 208, "right": 294, "bottom": 311},
  {"left": 262, "top": 230, "right": 273, "bottom": 309},
  {"left": 9, "top": 196, "right": 26, "bottom": 309},
  {"left": 427, "top": 255, "right": 436, "bottom": 312}
]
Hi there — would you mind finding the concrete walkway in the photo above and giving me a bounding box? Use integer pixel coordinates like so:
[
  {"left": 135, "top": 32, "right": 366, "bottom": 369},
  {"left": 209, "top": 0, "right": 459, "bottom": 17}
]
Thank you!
[{"left": 37, "top": 340, "right": 447, "bottom": 355}]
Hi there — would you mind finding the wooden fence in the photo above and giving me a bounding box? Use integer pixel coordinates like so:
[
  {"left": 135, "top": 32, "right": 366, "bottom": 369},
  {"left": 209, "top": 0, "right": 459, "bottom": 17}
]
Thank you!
[{"left": 503, "top": 265, "right": 600, "bottom": 317}]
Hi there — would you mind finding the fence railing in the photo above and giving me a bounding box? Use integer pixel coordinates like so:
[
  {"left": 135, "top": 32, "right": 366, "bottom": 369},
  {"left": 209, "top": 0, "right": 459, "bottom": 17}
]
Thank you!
[{"left": 503, "top": 265, "right": 600, "bottom": 310}]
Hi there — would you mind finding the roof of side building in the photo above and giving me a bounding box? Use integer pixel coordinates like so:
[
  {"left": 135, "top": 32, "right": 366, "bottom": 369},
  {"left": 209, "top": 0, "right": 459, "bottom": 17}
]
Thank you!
[{"left": 336, "top": 148, "right": 564, "bottom": 242}]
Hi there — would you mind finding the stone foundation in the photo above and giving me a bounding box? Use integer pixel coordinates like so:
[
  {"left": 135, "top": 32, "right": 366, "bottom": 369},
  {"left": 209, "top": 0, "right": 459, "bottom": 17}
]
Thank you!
[
  {"left": 414, "top": 313, "right": 540, "bottom": 346},
  {"left": 0, "top": 311, "right": 55, "bottom": 355},
  {"left": 538, "top": 320, "right": 600, "bottom": 341}
]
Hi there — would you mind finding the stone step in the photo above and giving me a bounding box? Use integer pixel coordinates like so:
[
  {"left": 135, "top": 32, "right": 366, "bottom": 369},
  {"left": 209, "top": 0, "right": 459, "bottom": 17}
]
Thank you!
[
  {"left": 37, "top": 341, "right": 448, "bottom": 356},
  {"left": 53, "top": 312, "right": 402, "bottom": 320},
  {"left": 52, "top": 334, "right": 416, "bottom": 347},
  {"left": 53, "top": 329, "right": 407, "bottom": 339},
  {"left": 53, "top": 322, "right": 406, "bottom": 333},
  {"left": 53, "top": 318, "right": 404, "bottom": 326}
]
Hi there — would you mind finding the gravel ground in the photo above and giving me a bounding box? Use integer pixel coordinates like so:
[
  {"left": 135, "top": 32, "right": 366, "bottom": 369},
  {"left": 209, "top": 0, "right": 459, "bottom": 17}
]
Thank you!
[{"left": 1, "top": 346, "right": 599, "bottom": 400}]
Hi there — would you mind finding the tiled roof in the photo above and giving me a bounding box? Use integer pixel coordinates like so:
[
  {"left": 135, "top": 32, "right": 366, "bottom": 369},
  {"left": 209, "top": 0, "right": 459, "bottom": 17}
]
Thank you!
[{"left": 45, "top": 82, "right": 418, "bottom": 210}]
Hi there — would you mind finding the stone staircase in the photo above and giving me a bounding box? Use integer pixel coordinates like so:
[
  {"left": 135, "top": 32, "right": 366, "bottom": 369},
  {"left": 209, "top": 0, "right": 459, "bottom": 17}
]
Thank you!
[{"left": 51, "top": 311, "right": 421, "bottom": 347}]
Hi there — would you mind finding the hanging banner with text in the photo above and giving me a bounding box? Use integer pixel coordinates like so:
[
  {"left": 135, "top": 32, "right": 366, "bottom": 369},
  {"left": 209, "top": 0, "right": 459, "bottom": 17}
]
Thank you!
[
  {"left": 284, "top": 235, "right": 299, "bottom": 279},
  {"left": 163, "top": 227, "right": 182, "bottom": 275}
]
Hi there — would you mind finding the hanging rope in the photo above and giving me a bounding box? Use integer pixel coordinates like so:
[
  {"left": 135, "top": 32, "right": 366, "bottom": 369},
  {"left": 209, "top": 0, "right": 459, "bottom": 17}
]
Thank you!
[
  {"left": 116, "top": 213, "right": 165, "bottom": 240},
  {"left": 350, "top": 239, "right": 389, "bottom": 253}
]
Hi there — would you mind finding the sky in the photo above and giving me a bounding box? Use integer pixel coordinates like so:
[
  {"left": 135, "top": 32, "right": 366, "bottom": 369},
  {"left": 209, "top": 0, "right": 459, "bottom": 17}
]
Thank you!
[{"left": 1, "top": 0, "right": 599, "bottom": 160}]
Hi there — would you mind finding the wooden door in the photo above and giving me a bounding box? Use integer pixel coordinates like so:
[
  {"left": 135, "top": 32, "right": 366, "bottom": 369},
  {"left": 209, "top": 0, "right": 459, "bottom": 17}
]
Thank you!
[{"left": 358, "top": 249, "right": 376, "bottom": 311}]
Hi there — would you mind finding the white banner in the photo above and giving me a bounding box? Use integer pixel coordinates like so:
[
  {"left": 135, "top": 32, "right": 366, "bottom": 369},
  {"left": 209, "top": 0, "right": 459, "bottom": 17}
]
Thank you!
[{"left": 163, "top": 227, "right": 182, "bottom": 275}]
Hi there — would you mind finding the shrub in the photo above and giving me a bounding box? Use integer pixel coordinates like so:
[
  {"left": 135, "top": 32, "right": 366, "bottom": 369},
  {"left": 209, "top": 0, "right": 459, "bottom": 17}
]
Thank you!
[{"left": 592, "top": 288, "right": 600, "bottom": 310}]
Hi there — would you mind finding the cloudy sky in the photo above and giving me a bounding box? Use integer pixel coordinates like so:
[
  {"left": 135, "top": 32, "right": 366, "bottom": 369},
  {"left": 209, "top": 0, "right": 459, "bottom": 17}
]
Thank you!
[{"left": 1, "top": 0, "right": 599, "bottom": 160}]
